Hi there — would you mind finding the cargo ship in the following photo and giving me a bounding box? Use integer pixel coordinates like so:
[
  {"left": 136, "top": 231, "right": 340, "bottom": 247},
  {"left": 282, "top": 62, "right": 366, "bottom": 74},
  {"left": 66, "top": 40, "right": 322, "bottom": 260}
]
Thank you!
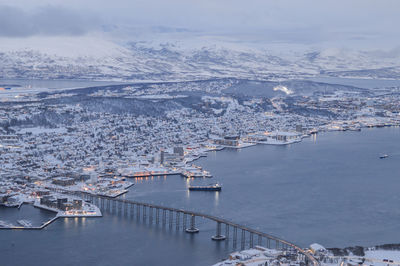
[{"left": 188, "top": 183, "right": 222, "bottom": 191}]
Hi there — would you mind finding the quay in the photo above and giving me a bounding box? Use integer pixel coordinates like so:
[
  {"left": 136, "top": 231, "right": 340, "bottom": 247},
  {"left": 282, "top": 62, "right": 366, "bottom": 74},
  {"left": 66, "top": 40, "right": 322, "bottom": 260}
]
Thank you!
[
  {"left": 124, "top": 172, "right": 179, "bottom": 179},
  {"left": 124, "top": 172, "right": 211, "bottom": 179},
  {"left": 0, "top": 216, "right": 59, "bottom": 230}
]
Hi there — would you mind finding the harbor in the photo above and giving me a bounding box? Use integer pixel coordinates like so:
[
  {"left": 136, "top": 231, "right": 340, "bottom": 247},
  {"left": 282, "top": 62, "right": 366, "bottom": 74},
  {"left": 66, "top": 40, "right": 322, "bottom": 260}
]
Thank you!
[{"left": 1, "top": 127, "right": 400, "bottom": 265}]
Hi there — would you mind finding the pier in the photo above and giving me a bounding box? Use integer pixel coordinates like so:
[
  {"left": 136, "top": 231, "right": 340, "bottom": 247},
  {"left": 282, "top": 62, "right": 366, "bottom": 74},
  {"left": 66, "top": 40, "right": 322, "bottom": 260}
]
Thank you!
[
  {"left": 124, "top": 172, "right": 210, "bottom": 179},
  {"left": 77, "top": 192, "right": 318, "bottom": 266},
  {"left": 0, "top": 216, "right": 59, "bottom": 230}
]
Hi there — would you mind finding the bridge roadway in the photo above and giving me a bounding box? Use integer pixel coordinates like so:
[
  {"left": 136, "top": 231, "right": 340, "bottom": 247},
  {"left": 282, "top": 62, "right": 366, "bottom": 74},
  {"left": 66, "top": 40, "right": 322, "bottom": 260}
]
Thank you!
[{"left": 78, "top": 192, "right": 319, "bottom": 266}]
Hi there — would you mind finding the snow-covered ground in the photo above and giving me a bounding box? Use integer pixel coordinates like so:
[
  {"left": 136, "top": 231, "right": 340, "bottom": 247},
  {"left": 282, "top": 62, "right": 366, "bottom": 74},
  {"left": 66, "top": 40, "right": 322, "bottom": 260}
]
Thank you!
[
  {"left": 365, "top": 250, "right": 400, "bottom": 263},
  {"left": 213, "top": 246, "right": 308, "bottom": 266}
]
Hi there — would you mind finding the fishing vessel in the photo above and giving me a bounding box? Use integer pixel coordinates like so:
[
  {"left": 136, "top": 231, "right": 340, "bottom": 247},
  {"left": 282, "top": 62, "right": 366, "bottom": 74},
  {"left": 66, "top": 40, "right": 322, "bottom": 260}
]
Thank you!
[{"left": 188, "top": 183, "right": 222, "bottom": 191}]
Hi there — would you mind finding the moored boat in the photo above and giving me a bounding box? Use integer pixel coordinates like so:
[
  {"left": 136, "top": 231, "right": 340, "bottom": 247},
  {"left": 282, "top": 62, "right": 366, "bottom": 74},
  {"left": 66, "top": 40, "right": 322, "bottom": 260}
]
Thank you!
[{"left": 189, "top": 183, "right": 221, "bottom": 191}]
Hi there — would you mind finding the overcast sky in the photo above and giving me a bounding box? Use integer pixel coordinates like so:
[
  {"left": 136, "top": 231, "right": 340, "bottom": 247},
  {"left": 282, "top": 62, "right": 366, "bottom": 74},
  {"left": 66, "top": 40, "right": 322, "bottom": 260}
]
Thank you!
[{"left": 0, "top": 0, "right": 399, "bottom": 48}]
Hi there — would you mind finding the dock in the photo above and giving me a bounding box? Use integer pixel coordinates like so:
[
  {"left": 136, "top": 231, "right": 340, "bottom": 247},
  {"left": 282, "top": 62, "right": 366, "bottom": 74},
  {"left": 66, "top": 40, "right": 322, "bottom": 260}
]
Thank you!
[{"left": 0, "top": 216, "right": 59, "bottom": 230}]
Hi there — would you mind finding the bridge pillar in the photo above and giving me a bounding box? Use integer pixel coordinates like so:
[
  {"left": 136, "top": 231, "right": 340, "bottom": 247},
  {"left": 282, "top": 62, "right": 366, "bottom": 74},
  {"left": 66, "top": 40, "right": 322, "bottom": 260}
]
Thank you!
[
  {"left": 212, "top": 222, "right": 226, "bottom": 241},
  {"left": 162, "top": 209, "right": 167, "bottom": 226},
  {"left": 267, "top": 238, "right": 271, "bottom": 249},
  {"left": 136, "top": 204, "right": 140, "bottom": 219},
  {"left": 156, "top": 208, "right": 160, "bottom": 225},
  {"left": 143, "top": 206, "right": 147, "bottom": 222},
  {"left": 124, "top": 202, "right": 128, "bottom": 215},
  {"left": 118, "top": 201, "right": 122, "bottom": 213},
  {"left": 100, "top": 198, "right": 104, "bottom": 209},
  {"left": 257, "top": 234, "right": 262, "bottom": 246},
  {"left": 169, "top": 210, "right": 173, "bottom": 229},
  {"left": 107, "top": 199, "right": 110, "bottom": 210},
  {"left": 176, "top": 212, "right": 180, "bottom": 230},
  {"left": 185, "top": 215, "right": 199, "bottom": 233},
  {"left": 182, "top": 213, "right": 187, "bottom": 231},
  {"left": 130, "top": 203, "right": 134, "bottom": 217},
  {"left": 250, "top": 232, "right": 254, "bottom": 248},
  {"left": 225, "top": 224, "right": 229, "bottom": 241},
  {"left": 112, "top": 200, "right": 116, "bottom": 212},
  {"left": 149, "top": 207, "right": 153, "bottom": 224},
  {"left": 275, "top": 240, "right": 279, "bottom": 249},
  {"left": 233, "top": 227, "right": 237, "bottom": 248},
  {"left": 241, "top": 229, "right": 245, "bottom": 250}
]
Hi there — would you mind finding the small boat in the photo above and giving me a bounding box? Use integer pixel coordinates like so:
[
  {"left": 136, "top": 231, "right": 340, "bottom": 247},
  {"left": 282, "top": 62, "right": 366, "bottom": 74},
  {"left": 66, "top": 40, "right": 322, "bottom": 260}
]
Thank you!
[
  {"left": 380, "top": 154, "right": 389, "bottom": 159},
  {"left": 189, "top": 183, "right": 222, "bottom": 191}
]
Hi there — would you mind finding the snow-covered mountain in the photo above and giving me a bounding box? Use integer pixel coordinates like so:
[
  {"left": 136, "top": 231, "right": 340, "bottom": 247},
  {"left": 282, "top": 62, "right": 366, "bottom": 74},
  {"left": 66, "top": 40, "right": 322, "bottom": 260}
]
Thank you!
[{"left": 1, "top": 35, "right": 399, "bottom": 81}]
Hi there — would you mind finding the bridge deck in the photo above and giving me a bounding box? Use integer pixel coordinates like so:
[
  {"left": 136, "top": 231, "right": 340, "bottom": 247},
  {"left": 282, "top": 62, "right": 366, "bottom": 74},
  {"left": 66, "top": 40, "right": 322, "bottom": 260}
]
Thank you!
[{"left": 87, "top": 193, "right": 319, "bottom": 266}]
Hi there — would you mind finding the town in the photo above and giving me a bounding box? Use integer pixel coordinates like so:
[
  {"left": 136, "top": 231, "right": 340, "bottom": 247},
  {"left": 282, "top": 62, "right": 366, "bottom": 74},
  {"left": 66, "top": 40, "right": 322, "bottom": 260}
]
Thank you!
[
  {"left": 1, "top": 80, "right": 400, "bottom": 266},
  {"left": 1, "top": 79, "right": 400, "bottom": 224}
]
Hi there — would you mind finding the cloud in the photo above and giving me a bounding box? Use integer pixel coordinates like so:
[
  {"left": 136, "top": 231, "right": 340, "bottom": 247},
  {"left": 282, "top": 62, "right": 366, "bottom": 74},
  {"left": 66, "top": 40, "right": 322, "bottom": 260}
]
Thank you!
[
  {"left": 1, "top": 0, "right": 399, "bottom": 49},
  {"left": 0, "top": 5, "right": 101, "bottom": 37}
]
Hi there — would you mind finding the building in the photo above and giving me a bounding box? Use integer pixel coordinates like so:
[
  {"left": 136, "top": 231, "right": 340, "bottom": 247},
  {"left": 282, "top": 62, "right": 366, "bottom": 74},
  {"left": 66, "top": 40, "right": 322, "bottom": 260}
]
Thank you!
[
  {"left": 0, "top": 135, "right": 19, "bottom": 144},
  {"left": 173, "top": 147, "right": 184, "bottom": 157},
  {"left": 296, "top": 125, "right": 303, "bottom": 133},
  {"left": 35, "top": 189, "right": 50, "bottom": 197},
  {"left": 40, "top": 195, "right": 57, "bottom": 208},
  {"left": 72, "top": 199, "right": 83, "bottom": 210},
  {"left": 60, "top": 202, "right": 74, "bottom": 211},
  {"left": 160, "top": 150, "right": 165, "bottom": 165},
  {"left": 52, "top": 177, "right": 75, "bottom": 186},
  {"left": 269, "top": 131, "right": 301, "bottom": 142},
  {"left": 160, "top": 149, "right": 184, "bottom": 166},
  {"left": 57, "top": 198, "right": 68, "bottom": 209},
  {"left": 213, "top": 135, "right": 240, "bottom": 147}
]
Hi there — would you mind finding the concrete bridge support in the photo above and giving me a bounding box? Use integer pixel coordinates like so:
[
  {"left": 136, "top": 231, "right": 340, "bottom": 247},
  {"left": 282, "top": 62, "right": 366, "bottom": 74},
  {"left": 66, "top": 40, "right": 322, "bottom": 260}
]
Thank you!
[
  {"left": 162, "top": 209, "right": 167, "bottom": 226},
  {"left": 107, "top": 199, "right": 111, "bottom": 210},
  {"left": 182, "top": 213, "right": 187, "bottom": 231},
  {"left": 130, "top": 203, "right": 134, "bottom": 217},
  {"left": 185, "top": 215, "right": 199, "bottom": 233},
  {"left": 233, "top": 226, "right": 238, "bottom": 248},
  {"left": 212, "top": 222, "right": 226, "bottom": 241},
  {"left": 241, "top": 229, "right": 245, "bottom": 250},
  {"left": 136, "top": 204, "right": 140, "bottom": 218},
  {"left": 112, "top": 200, "right": 116, "bottom": 212},
  {"left": 156, "top": 208, "right": 160, "bottom": 225},
  {"left": 176, "top": 211, "right": 180, "bottom": 230},
  {"left": 169, "top": 210, "right": 173, "bottom": 229},
  {"left": 100, "top": 198, "right": 105, "bottom": 209},
  {"left": 143, "top": 206, "right": 147, "bottom": 222},
  {"left": 118, "top": 201, "right": 122, "bottom": 213},
  {"left": 147, "top": 207, "right": 152, "bottom": 224}
]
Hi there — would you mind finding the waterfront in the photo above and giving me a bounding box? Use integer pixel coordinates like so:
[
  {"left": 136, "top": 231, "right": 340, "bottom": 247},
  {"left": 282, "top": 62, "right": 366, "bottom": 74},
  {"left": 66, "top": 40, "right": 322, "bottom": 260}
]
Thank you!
[
  {"left": 126, "top": 126, "right": 400, "bottom": 248},
  {"left": 1, "top": 127, "right": 400, "bottom": 265}
]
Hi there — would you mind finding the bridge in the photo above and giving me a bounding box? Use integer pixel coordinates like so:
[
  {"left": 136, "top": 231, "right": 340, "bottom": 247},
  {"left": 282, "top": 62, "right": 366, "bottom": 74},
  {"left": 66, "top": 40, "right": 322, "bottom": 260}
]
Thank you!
[{"left": 75, "top": 192, "right": 319, "bottom": 265}]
